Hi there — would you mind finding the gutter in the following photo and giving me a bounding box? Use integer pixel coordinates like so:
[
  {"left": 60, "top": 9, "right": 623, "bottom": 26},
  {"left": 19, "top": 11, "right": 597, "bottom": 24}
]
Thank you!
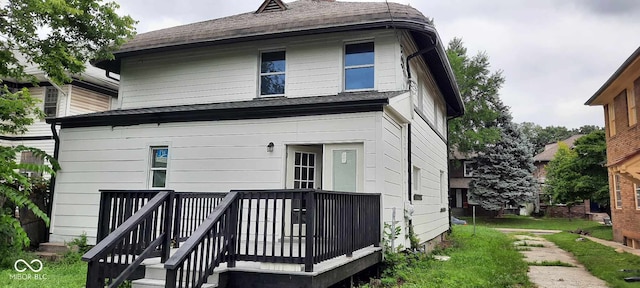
[{"left": 46, "top": 122, "right": 60, "bottom": 242}]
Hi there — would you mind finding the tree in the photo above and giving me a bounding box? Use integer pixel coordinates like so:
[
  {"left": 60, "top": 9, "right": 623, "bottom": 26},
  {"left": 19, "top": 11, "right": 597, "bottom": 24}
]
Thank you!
[
  {"left": 468, "top": 106, "right": 538, "bottom": 214},
  {"left": 572, "top": 130, "right": 609, "bottom": 213},
  {"left": 544, "top": 143, "right": 585, "bottom": 220},
  {"left": 0, "top": 0, "right": 135, "bottom": 267},
  {"left": 1, "top": 0, "right": 136, "bottom": 84},
  {"left": 447, "top": 38, "right": 505, "bottom": 156}
]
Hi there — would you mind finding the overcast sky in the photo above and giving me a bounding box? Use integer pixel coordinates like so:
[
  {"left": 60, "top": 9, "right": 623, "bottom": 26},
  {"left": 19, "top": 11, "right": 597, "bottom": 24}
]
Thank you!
[{"left": 113, "top": 0, "right": 639, "bottom": 129}]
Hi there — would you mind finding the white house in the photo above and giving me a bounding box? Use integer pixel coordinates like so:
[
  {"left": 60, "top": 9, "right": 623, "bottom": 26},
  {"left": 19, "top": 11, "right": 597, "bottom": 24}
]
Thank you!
[
  {"left": 47, "top": 0, "right": 463, "bottom": 286},
  {"left": 1, "top": 59, "right": 118, "bottom": 169}
]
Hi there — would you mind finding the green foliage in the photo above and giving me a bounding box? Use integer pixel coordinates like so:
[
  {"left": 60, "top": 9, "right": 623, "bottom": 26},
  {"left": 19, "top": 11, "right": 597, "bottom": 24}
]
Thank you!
[
  {"left": 463, "top": 215, "right": 613, "bottom": 241},
  {"left": 376, "top": 226, "right": 533, "bottom": 288},
  {"left": 518, "top": 123, "right": 603, "bottom": 154},
  {"left": 544, "top": 132, "right": 607, "bottom": 217},
  {"left": 0, "top": 86, "right": 44, "bottom": 134},
  {"left": 0, "top": 0, "right": 136, "bottom": 84},
  {"left": 545, "top": 232, "right": 640, "bottom": 287},
  {"left": 469, "top": 120, "right": 538, "bottom": 212},
  {"left": 0, "top": 213, "right": 29, "bottom": 268},
  {"left": 572, "top": 130, "right": 608, "bottom": 208},
  {"left": 0, "top": 252, "right": 88, "bottom": 287},
  {"left": 0, "top": 0, "right": 134, "bottom": 271},
  {"left": 446, "top": 38, "right": 505, "bottom": 156},
  {"left": 545, "top": 143, "right": 582, "bottom": 205}
]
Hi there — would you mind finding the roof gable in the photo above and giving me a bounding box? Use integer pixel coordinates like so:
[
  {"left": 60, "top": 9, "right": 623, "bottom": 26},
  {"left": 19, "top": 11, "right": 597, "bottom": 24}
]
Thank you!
[{"left": 256, "top": 0, "right": 287, "bottom": 13}]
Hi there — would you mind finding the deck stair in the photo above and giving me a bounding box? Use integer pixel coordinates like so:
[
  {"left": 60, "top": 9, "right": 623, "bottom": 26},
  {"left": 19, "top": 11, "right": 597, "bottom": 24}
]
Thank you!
[{"left": 132, "top": 256, "right": 219, "bottom": 288}]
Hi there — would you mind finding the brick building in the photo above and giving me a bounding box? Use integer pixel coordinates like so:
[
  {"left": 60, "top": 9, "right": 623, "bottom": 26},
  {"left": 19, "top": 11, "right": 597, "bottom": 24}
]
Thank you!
[{"left": 585, "top": 46, "right": 640, "bottom": 248}]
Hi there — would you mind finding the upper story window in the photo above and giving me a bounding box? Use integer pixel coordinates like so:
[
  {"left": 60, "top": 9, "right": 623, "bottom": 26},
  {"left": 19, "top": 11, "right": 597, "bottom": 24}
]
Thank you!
[
  {"left": 149, "top": 147, "right": 169, "bottom": 188},
  {"left": 44, "top": 87, "right": 58, "bottom": 117},
  {"left": 607, "top": 102, "right": 616, "bottom": 137},
  {"left": 627, "top": 89, "right": 636, "bottom": 126},
  {"left": 344, "top": 42, "right": 374, "bottom": 91},
  {"left": 463, "top": 161, "right": 476, "bottom": 177},
  {"left": 260, "top": 51, "right": 286, "bottom": 96}
]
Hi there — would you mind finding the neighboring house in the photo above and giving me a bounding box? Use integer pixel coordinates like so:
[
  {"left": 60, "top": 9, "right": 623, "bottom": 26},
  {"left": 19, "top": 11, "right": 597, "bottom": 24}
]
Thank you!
[
  {"left": 46, "top": 0, "right": 464, "bottom": 286},
  {"left": 585, "top": 46, "right": 640, "bottom": 249},
  {"left": 0, "top": 59, "right": 118, "bottom": 170},
  {"left": 448, "top": 151, "right": 476, "bottom": 216},
  {"left": 532, "top": 135, "right": 598, "bottom": 218}
]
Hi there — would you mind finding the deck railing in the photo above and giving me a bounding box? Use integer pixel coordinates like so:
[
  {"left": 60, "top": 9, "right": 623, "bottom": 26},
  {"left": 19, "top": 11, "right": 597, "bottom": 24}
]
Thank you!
[
  {"left": 83, "top": 190, "right": 174, "bottom": 288},
  {"left": 88, "top": 189, "right": 381, "bottom": 288},
  {"left": 173, "top": 192, "right": 226, "bottom": 246},
  {"left": 165, "top": 192, "right": 240, "bottom": 288}
]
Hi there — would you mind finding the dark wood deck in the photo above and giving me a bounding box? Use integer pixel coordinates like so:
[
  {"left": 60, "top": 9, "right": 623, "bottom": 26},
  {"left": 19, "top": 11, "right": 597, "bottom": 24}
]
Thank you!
[{"left": 83, "top": 189, "right": 382, "bottom": 288}]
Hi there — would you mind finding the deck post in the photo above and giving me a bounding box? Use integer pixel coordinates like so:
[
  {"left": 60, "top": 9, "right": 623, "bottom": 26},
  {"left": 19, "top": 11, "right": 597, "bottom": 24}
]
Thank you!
[
  {"left": 85, "top": 260, "right": 102, "bottom": 288},
  {"left": 346, "top": 195, "right": 354, "bottom": 257},
  {"left": 161, "top": 191, "right": 175, "bottom": 263},
  {"left": 304, "top": 190, "right": 316, "bottom": 272},
  {"left": 96, "top": 191, "right": 109, "bottom": 241},
  {"left": 172, "top": 193, "right": 183, "bottom": 248},
  {"left": 227, "top": 194, "right": 239, "bottom": 268}
]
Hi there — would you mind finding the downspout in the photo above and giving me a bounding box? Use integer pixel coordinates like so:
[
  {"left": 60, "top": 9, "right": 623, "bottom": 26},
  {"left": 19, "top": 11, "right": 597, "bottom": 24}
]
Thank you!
[
  {"left": 47, "top": 122, "right": 60, "bottom": 242},
  {"left": 446, "top": 117, "right": 452, "bottom": 233},
  {"left": 407, "top": 124, "right": 412, "bottom": 202}
]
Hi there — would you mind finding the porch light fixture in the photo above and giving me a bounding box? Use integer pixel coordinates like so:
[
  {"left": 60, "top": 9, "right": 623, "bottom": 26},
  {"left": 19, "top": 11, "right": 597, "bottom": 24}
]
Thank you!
[{"left": 267, "top": 142, "right": 274, "bottom": 152}]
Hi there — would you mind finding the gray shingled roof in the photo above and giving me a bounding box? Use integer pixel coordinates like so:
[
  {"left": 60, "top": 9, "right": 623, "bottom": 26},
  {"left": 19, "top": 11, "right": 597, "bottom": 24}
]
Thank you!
[
  {"left": 92, "top": 0, "right": 464, "bottom": 117},
  {"left": 533, "top": 134, "right": 585, "bottom": 162},
  {"left": 112, "top": 0, "right": 427, "bottom": 56}
]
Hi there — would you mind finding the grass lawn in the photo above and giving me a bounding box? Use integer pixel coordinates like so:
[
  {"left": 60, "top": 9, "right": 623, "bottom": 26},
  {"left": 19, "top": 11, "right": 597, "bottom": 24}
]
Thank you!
[
  {"left": 545, "top": 232, "right": 640, "bottom": 288},
  {"left": 373, "top": 225, "right": 533, "bottom": 288},
  {"left": 0, "top": 252, "right": 86, "bottom": 288},
  {"left": 462, "top": 215, "right": 613, "bottom": 240}
]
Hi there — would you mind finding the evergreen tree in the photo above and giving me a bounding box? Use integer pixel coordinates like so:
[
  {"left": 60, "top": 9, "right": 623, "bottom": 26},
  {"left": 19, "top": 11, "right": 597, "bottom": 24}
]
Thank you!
[
  {"left": 446, "top": 38, "right": 505, "bottom": 156},
  {"left": 468, "top": 107, "right": 538, "bottom": 213}
]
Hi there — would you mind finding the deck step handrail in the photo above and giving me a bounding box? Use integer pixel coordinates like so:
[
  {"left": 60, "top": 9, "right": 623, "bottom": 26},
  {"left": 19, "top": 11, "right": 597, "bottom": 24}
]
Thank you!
[
  {"left": 164, "top": 192, "right": 240, "bottom": 288},
  {"left": 82, "top": 190, "right": 174, "bottom": 288}
]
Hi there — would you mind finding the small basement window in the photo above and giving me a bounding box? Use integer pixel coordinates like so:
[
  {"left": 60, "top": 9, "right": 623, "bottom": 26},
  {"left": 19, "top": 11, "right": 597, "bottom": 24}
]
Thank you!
[{"left": 149, "top": 147, "right": 169, "bottom": 188}]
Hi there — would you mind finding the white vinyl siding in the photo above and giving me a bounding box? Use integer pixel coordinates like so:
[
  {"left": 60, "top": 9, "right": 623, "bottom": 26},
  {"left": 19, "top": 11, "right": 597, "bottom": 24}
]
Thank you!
[
  {"left": 50, "top": 112, "right": 382, "bottom": 244},
  {"left": 118, "top": 30, "right": 401, "bottom": 109},
  {"left": 381, "top": 113, "right": 405, "bottom": 246},
  {"left": 69, "top": 87, "right": 111, "bottom": 115},
  {"left": 410, "top": 112, "right": 449, "bottom": 242}
]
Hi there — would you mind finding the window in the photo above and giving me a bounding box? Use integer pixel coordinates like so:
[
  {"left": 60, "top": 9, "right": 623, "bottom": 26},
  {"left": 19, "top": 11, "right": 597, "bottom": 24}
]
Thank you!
[
  {"left": 463, "top": 161, "right": 476, "bottom": 177},
  {"left": 636, "top": 184, "right": 640, "bottom": 210},
  {"left": 344, "top": 42, "right": 374, "bottom": 90},
  {"left": 292, "top": 151, "right": 316, "bottom": 224},
  {"left": 20, "top": 151, "right": 44, "bottom": 178},
  {"left": 627, "top": 89, "right": 637, "bottom": 126},
  {"left": 149, "top": 147, "right": 169, "bottom": 188},
  {"left": 260, "top": 51, "right": 286, "bottom": 96},
  {"left": 614, "top": 174, "right": 622, "bottom": 209},
  {"left": 412, "top": 166, "right": 421, "bottom": 191},
  {"left": 44, "top": 87, "right": 58, "bottom": 117},
  {"left": 607, "top": 102, "right": 616, "bottom": 137},
  {"left": 440, "top": 170, "right": 446, "bottom": 205}
]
